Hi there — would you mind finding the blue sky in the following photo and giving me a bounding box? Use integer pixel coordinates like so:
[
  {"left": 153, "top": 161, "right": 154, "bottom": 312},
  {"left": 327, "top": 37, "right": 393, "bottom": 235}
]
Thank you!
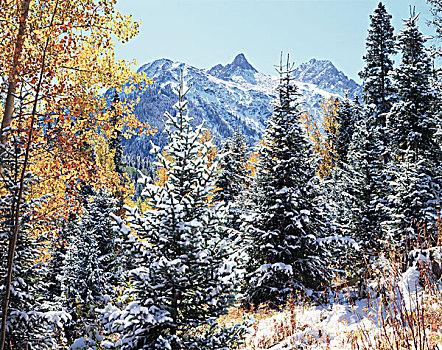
[{"left": 115, "top": 0, "right": 436, "bottom": 82}]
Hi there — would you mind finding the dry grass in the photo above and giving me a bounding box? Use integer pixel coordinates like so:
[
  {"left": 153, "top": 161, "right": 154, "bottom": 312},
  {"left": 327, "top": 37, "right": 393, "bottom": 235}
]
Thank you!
[
  {"left": 216, "top": 214, "right": 442, "bottom": 350},
  {"left": 218, "top": 291, "right": 335, "bottom": 349},
  {"left": 347, "top": 226, "right": 442, "bottom": 350},
  {"left": 225, "top": 259, "right": 442, "bottom": 349},
  {"left": 346, "top": 261, "right": 442, "bottom": 350}
]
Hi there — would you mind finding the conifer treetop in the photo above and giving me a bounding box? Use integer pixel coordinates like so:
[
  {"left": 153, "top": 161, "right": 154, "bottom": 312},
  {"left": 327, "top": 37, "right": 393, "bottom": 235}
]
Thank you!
[{"left": 359, "top": 1, "right": 396, "bottom": 117}]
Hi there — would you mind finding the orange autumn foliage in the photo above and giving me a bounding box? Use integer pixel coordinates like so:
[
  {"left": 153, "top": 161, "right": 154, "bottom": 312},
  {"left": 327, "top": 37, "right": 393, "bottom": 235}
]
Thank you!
[
  {"left": 155, "top": 151, "right": 173, "bottom": 187},
  {"left": 0, "top": 0, "right": 154, "bottom": 233},
  {"left": 301, "top": 98, "right": 340, "bottom": 179},
  {"left": 199, "top": 129, "right": 218, "bottom": 167},
  {"left": 247, "top": 150, "right": 259, "bottom": 178}
]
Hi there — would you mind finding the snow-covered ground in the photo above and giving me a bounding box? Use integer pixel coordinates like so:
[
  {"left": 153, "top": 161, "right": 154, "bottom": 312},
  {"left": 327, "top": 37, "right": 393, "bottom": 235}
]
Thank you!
[
  {"left": 242, "top": 248, "right": 442, "bottom": 350},
  {"left": 244, "top": 294, "right": 379, "bottom": 349}
]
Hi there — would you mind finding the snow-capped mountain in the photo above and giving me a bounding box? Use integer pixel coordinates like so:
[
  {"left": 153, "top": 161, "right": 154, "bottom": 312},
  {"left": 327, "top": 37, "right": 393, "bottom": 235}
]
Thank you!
[
  {"left": 121, "top": 54, "right": 361, "bottom": 157},
  {"left": 292, "top": 58, "right": 362, "bottom": 100},
  {"left": 208, "top": 53, "right": 258, "bottom": 84}
]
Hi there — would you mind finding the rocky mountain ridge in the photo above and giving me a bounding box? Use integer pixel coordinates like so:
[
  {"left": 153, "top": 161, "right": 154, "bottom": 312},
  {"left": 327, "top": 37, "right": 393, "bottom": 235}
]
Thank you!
[{"left": 120, "top": 54, "right": 361, "bottom": 157}]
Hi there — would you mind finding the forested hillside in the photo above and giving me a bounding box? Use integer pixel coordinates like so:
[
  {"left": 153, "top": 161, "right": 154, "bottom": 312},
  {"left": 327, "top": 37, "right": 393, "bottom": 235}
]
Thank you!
[{"left": 0, "top": 1, "right": 441, "bottom": 349}]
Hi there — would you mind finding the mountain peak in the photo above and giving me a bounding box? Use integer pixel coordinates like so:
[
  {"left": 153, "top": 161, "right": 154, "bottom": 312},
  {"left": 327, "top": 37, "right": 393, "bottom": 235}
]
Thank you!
[
  {"left": 231, "top": 53, "right": 257, "bottom": 72},
  {"left": 116, "top": 55, "right": 363, "bottom": 158},
  {"left": 304, "top": 58, "right": 338, "bottom": 72},
  {"left": 308, "top": 58, "right": 331, "bottom": 64},
  {"left": 208, "top": 53, "right": 257, "bottom": 83},
  {"left": 292, "top": 58, "right": 361, "bottom": 99},
  {"left": 138, "top": 58, "right": 174, "bottom": 74}
]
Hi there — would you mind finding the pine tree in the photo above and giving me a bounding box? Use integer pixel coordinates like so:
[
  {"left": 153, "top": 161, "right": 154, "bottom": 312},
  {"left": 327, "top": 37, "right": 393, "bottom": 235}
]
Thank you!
[
  {"left": 108, "top": 91, "right": 128, "bottom": 215},
  {"left": 324, "top": 99, "right": 390, "bottom": 295},
  {"left": 109, "top": 91, "right": 124, "bottom": 176},
  {"left": 243, "top": 55, "right": 330, "bottom": 307},
  {"left": 101, "top": 72, "right": 241, "bottom": 349},
  {"left": 339, "top": 106, "right": 387, "bottom": 252},
  {"left": 0, "top": 129, "right": 54, "bottom": 348},
  {"left": 385, "top": 13, "right": 441, "bottom": 244},
  {"left": 59, "top": 190, "right": 118, "bottom": 347},
  {"left": 359, "top": 1, "right": 396, "bottom": 122},
  {"left": 328, "top": 1, "right": 396, "bottom": 267},
  {"left": 334, "top": 96, "right": 359, "bottom": 165},
  {"left": 215, "top": 128, "right": 249, "bottom": 232}
]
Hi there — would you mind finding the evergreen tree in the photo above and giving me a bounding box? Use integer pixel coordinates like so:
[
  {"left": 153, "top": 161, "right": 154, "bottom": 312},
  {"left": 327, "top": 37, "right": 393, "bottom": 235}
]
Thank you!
[
  {"left": 326, "top": 100, "right": 390, "bottom": 293},
  {"left": 0, "top": 129, "right": 54, "bottom": 348},
  {"left": 329, "top": 2, "right": 395, "bottom": 266},
  {"left": 359, "top": 1, "right": 396, "bottom": 122},
  {"left": 334, "top": 96, "right": 359, "bottom": 165},
  {"left": 385, "top": 13, "right": 441, "bottom": 243},
  {"left": 215, "top": 128, "right": 249, "bottom": 232},
  {"left": 338, "top": 106, "right": 387, "bottom": 253},
  {"left": 46, "top": 219, "right": 70, "bottom": 305},
  {"left": 102, "top": 72, "right": 241, "bottom": 349},
  {"left": 388, "top": 13, "right": 438, "bottom": 156},
  {"left": 109, "top": 91, "right": 124, "bottom": 175},
  {"left": 59, "top": 190, "right": 118, "bottom": 347},
  {"left": 109, "top": 91, "right": 127, "bottom": 215},
  {"left": 243, "top": 55, "right": 330, "bottom": 307}
]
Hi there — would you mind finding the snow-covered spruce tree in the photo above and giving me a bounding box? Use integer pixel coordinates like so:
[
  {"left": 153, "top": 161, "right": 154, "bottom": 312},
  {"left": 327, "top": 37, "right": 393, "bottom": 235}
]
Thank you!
[
  {"left": 59, "top": 189, "right": 118, "bottom": 347},
  {"left": 45, "top": 219, "right": 69, "bottom": 305},
  {"left": 44, "top": 215, "right": 83, "bottom": 348},
  {"left": 324, "top": 101, "right": 390, "bottom": 295},
  {"left": 385, "top": 13, "right": 441, "bottom": 244},
  {"left": 108, "top": 91, "right": 127, "bottom": 215},
  {"left": 109, "top": 92, "right": 124, "bottom": 176},
  {"left": 215, "top": 128, "right": 250, "bottom": 232},
  {"left": 337, "top": 106, "right": 388, "bottom": 254},
  {"left": 243, "top": 55, "right": 330, "bottom": 307},
  {"left": 102, "top": 72, "right": 241, "bottom": 349},
  {"left": 334, "top": 96, "right": 359, "bottom": 165},
  {"left": 359, "top": 1, "right": 396, "bottom": 122},
  {"left": 328, "top": 2, "right": 395, "bottom": 264},
  {"left": 0, "top": 128, "right": 54, "bottom": 348},
  {"left": 436, "top": 115, "right": 442, "bottom": 151},
  {"left": 325, "top": 98, "right": 361, "bottom": 241}
]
